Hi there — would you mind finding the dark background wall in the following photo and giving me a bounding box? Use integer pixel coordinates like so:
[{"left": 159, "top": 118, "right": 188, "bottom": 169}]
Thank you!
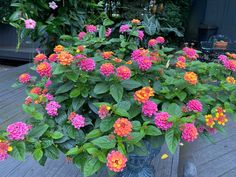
[{"left": 204, "top": 0, "right": 236, "bottom": 41}]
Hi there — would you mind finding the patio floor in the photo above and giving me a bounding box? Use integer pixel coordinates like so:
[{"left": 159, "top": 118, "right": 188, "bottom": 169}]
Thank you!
[{"left": 0, "top": 64, "right": 179, "bottom": 177}]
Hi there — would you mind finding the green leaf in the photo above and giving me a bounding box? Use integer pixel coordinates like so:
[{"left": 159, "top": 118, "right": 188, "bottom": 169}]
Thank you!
[
  {"left": 56, "top": 82, "right": 74, "bottom": 94},
  {"left": 103, "top": 19, "right": 114, "bottom": 26},
  {"left": 100, "top": 117, "right": 116, "bottom": 132},
  {"left": 118, "top": 142, "right": 126, "bottom": 155},
  {"left": 167, "top": 103, "right": 182, "bottom": 117},
  {"left": 10, "top": 141, "right": 26, "bottom": 161},
  {"left": 86, "top": 129, "right": 103, "bottom": 139},
  {"left": 51, "top": 131, "right": 64, "bottom": 139},
  {"left": 177, "top": 92, "right": 187, "bottom": 101},
  {"left": 66, "top": 72, "right": 79, "bottom": 82},
  {"left": 28, "top": 124, "right": 49, "bottom": 139},
  {"left": 132, "top": 121, "right": 141, "bottom": 131},
  {"left": 33, "top": 148, "right": 43, "bottom": 161},
  {"left": 116, "top": 101, "right": 131, "bottom": 111},
  {"left": 66, "top": 147, "right": 82, "bottom": 155},
  {"left": 165, "top": 129, "right": 180, "bottom": 154},
  {"left": 70, "top": 87, "right": 81, "bottom": 98},
  {"left": 72, "top": 97, "right": 85, "bottom": 111},
  {"left": 127, "top": 132, "right": 144, "bottom": 144},
  {"left": 94, "top": 83, "right": 110, "bottom": 94},
  {"left": 53, "top": 64, "right": 69, "bottom": 75},
  {"left": 84, "top": 158, "right": 103, "bottom": 177},
  {"left": 99, "top": 26, "right": 106, "bottom": 38},
  {"left": 110, "top": 84, "right": 123, "bottom": 102},
  {"left": 114, "top": 108, "right": 130, "bottom": 118},
  {"left": 153, "top": 81, "right": 162, "bottom": 92},
  {"left": 45, "top": 145, "right": 60, "bottom": 159},
  {"left": 145, "top": 125, "right": 162, "bottom": 136},
  {"left": 91, "top": 136, "right": 116, "bottom": 149},
  {"left": 121, "top": 80, "right": 142, "bottom": 90}
]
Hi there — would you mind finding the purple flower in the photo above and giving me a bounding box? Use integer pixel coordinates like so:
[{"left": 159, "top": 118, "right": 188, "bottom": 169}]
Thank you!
[
  {"left": 45, "top": 101, "right": 61, "bottom": 117},
  {"left": 119, "top": 24, "right": 130, "bottom": 33},
  {"left": 24, "top": 19, "right": 36, "bottom": 29},
  {"left": 138, "top": 30, "right": 144, "bottom": 41},
  {"left": 49, "top": 1, "right": 58, "bottom": 10}
]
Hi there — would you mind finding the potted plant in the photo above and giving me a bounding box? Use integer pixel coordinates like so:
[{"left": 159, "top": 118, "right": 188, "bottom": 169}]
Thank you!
[{"left": 0, "top": 20, "right": 236, "bottom": 177}]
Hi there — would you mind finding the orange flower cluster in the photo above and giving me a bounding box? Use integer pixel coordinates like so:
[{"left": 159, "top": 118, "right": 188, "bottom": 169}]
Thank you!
[
  {"left": 68, "top": 112, "right": 77, "bottom": 121},
  {"left": 54, "top": 45, "right": 64, "bottom": 53},
  {"left": 113, "top": 118, "right": 132, "bottom": 137},
  {"left": 58, "top": 51, "right": 74, "bottom": 65},
  {"left": 214, "top": 107, "right": 228, "bottom": 126},
  {"left": 176, "top": 61, "right": 186, "bottom": 69},
  {"left": 226, "top": 76, "right": 236, "bottom": 84},
  {"left": 131, "top": 19, "right": 140, "bottom": 24},
  {"left": 205, "top": 114, "right": 215, "bottom": 128},
  {"left": 184, "top": 72, "right": 198, "bottom": 85},
  {"left": 30, "top": 87, "right": 42, "bottom": 95},
  {"left": 34, "top": 53, "right": 47, "bottom": 63},
  {"left": 106, "top": 150, "right": 127, "bottom": 172},
  {"left": 101, "top": 51, "right": 114, "bottom": 59},
  {"left": 134, "top": 87, "right": 155, "bottom": 103},
  {"left": 126, "top": 60, "right": 132, "bottom": 65},
  {"left": 113, "top": 58, "right": 122, "bottom": 63},
  {"left": 76, "top": 45, "right": 85, "bottom": 53},
  {"left": 226, "top": 52, "right": 236, "bottom": 59}
]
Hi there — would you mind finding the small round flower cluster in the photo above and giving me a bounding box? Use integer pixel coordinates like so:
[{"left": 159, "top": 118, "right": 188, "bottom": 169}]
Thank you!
[
  {"left": 78, "top": 31, "right": 86, "bottom": 40},
  {"left": 58, "top": 51, "right": 74, "bottom": 66},
  {"left": 186, "top": 99, "right": 202, "bottom": 112},
  {"left": 45, "top": 101, "right": 61, "bottom": 117},
  {"left": 184, "top": 72, "right": 198, "bottom": 85},
  {"left": 218, "top": 55, "right": 236, "bottom": 71},
  {"left": 142, "top": 100, "right": 158, "bottom": 117},
  {"left": 131, "top": 19, "right": 141, "bottom": 24},
  {"left": 137, "top": 30, "right": 144, "bottom": 40},
  {"left": 7, "top": 122, "right": 32, "bottom": 140},
  {"left": 226, "top": 76, "right": 236, "bottom": 84},
  {"left": 137, "top": 56, "right": 152, "bottom": 71},
  {"left": 131, "top": 48, "right": 149, "bottom": 62},
  {"left": 181, "top": 123, "right": 198, "bottom": 142},
  {"left": 205, "top": 114, "right": 215, "bottom": 128},
  {"left": 54, "top": 45, "right": 64, "bottom": 53},
  {"left": 101, "top": 51, "right": 114, "bottom": 59},
  {"left": 183, "top": 47, "right": 199, "bottom": 60},
  {"left": 36, "top": 62, "right": 52, "bottom": 78},
  {"left": 70, "top": 114, "right": 86, "bottom": 129},
  {"left": 19, "top": 73, "right": 31, "bottom": 84},
  {"left": 113, "top": 118, "right": 132, "bottom": 137},
  {"left": 85, "top": 25, "right": 97, "bottom": 33},
  {"left": 105, "top": 28, "right": 112, "bottom": 37},
  {"left": 0, "top": 140, "right": 12, "bottom": 161},
  {"left": 76, "top": 45, "right": 85, "bottom": 53},
  {"left": 106, "top": 150, "right": 127, "bottom": 172},
  {"left": 214, "top": 107, "right": 228, "bottom": 126},
  {"left": 148, "top": 39, "right": 157, "bottom": 47},
  {"left": 48, "top": 53, "right": 58, "bottom": 62},
  {"left": 176, "top": 56, "right": 186, "bottom": 69},
  {"left": 119, "top": 24, "right": 130, "bottom": 33},
  {"left": 34, "top": 53, "right": 47, "bottom": 63},
  {"left": 78, "top": 58, "right": 96, "bottom": 72},
  {"left": 98, "top": 105, "right": 111, "bottom": 119},
  {"left": 226, "top": 52, "right": 236, "bottom": 59},
  {"left": 116, "top": 66, "right": 131, "bottom": 80},
  {"left": 156, "top": 36, "right": 165, "bottom": 44},
  {"left": 100, "top": 63, "right": 115, "bottom": 77},
  {"left": 154, "top": 112, "right": 173, "bottom": 130},
  {"left": 30, "top": 87, "right": 42, "bottom": 95},
  {"left": 134, "top": 87, "right": 154, "bottom": 103}
]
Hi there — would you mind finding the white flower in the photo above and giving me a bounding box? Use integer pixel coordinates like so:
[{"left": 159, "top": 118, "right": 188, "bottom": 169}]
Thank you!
[{"left": 49, "top": 1, "right": 58, "bottom": 10}]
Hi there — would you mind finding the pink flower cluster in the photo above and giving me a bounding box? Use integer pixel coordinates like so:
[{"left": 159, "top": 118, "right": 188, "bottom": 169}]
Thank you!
[
  {"left": 116, "top": 66, "right": 131, "bottom": 80},
  {"left": 19, "top": 73, "right": 31, "bottom": 84},
  {"left": 45, "top": 101, "right": 61, "bottom": 117},
  {"left": 148, "top": 39, "right": 157, "bottom": 47},
  {"left": 78, "top": 32, "right": 86, "bottom": 40},
  {"left": 119, "top": 24, "right": 130, "bottom": 33},
  {"left": 218, "top": 55, "right": 236, "bottom": 71},
  {"left": 45, "top": 93, "right": 53, "bottom": 101},
  {"left": 86, "top": 25, "right": 97, "bottom": 33},
  {"left": 137, "top": 56, "right": 152, "bottom": 71},
  {"left": 186, "top": 99, "right": 202, "bottom": 112},
  {"left": 105, "top": 28, "right": 112, "bottom": 37},
  {"left": 36, "top": 62, "right": 52, "bottom": 78},
  {"left": 78, "top": 58, "right": 96, "bottom": 72},
  {"left": 7, "top": 122, "right": 32, "bottom": 140},
  {"left": 0, "top": 141, "right": 11, "bottom": 161},
  {"left": 156, "top": 36, "right": 165, "bottom": 44},
  {"left": 142, "top": 100, "right": 158, "bottom": 117},
  {"left": 48, "top": 53, "right": 58, "bottom": 62},
  {"left": 131, "top": 48, "right": 148, "bottom": 62},
  {"left": 24, "top": 19, "right": 36, "bottom": 29},
  {"left": 154, "top": 112, "right": 173, "bottom": 130},
  {"left": 71, "top": 114, "right": 86, "bottom": 129},
  {"left": 138, "top": 30, "right": 144, "bottom": 41},
  {"left": 98, "top": 105, "right": 110, "bottom": 119},
  {"left": 183, "top": 47, "right": 199, "bottom": 60},
  {"left": 100, "top": 63, "right": 115, "bottom": 77},
  {"left": 181, "top": 123, "right": 198, "bottom": 142},
  {"left": 45, "top": 79, "right": 52, "bottom": 88}
]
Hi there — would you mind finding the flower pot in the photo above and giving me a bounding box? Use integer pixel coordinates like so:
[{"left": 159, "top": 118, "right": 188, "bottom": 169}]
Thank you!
[{"left": 117, "top": 141, "right": 162, "bottom": 177}]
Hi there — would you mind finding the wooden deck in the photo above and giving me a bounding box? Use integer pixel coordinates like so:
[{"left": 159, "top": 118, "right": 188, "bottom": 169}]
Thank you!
[
  {"left": 178, "top": 120, "right": 236, "bottom": 177},
  {"left": 0, "top": 64, "right": 179, "bottom": 177}
]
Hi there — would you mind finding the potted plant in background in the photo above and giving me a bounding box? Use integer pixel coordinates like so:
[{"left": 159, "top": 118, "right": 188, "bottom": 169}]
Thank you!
[{"left": 0, "top": 20, "right": 236, "bottom": 177}]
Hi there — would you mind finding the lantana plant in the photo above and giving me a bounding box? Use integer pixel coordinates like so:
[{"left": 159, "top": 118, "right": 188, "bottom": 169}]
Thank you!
[{"left": 1, "top": 19, "right": 236, "bottom": 177}]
